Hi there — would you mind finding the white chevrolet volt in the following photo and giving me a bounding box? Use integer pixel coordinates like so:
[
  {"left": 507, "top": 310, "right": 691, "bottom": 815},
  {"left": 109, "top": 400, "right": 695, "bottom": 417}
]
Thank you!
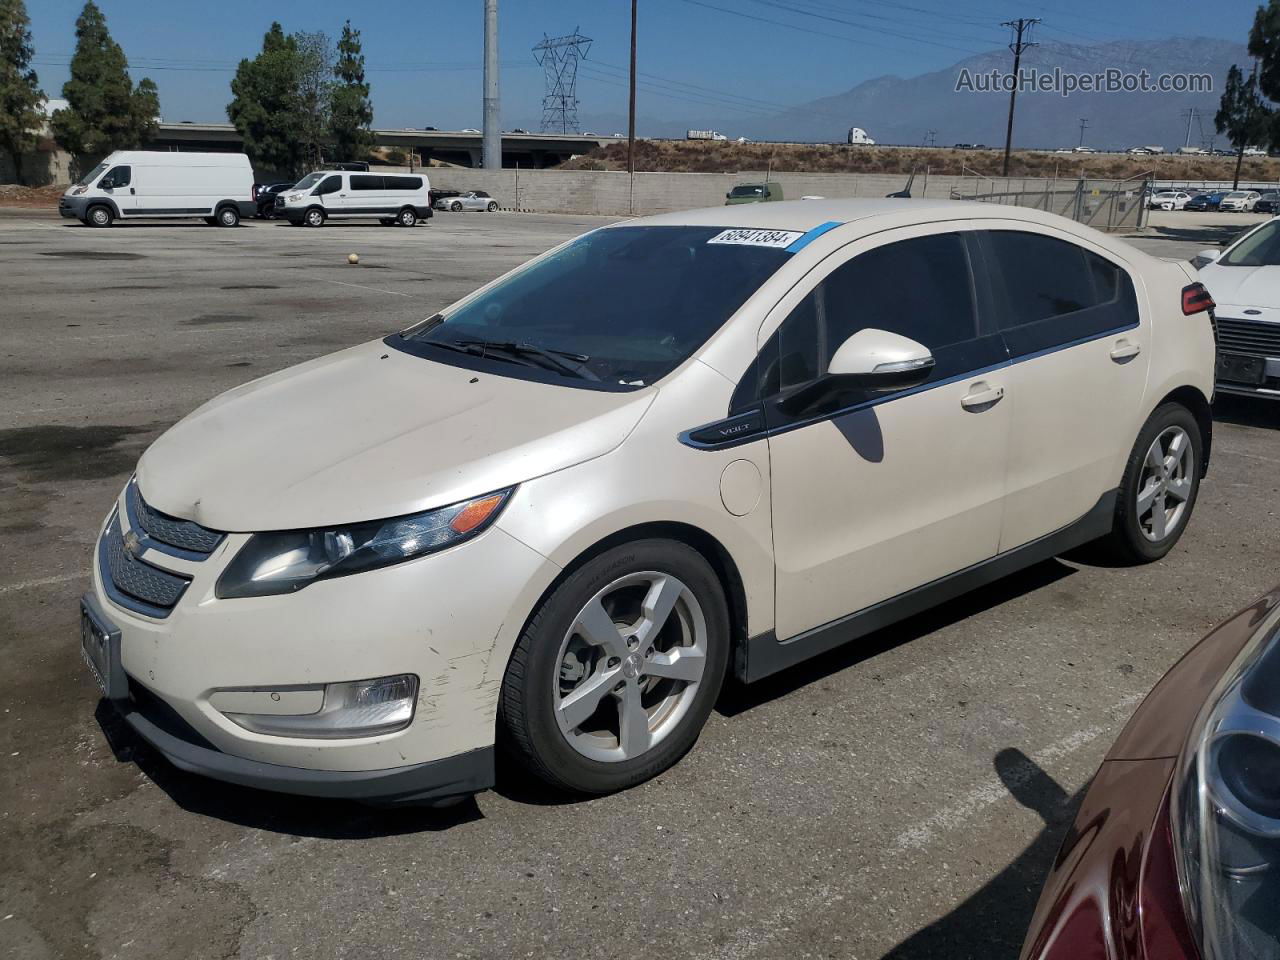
[{"left": 82, "top": 199, "right": 1217, "bottom": 804}]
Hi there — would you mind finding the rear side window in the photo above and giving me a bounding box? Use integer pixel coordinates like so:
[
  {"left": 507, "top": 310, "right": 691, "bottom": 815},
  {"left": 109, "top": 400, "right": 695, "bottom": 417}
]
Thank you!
[
  {"left": 983, "top": 230, "right": 1138, "bottom": 356},
  {"left": 385, "top": 176, "right": 423, "bottom": 190},
  {"left": 351, "top": 175, "right": 385, "bottom": 191}
]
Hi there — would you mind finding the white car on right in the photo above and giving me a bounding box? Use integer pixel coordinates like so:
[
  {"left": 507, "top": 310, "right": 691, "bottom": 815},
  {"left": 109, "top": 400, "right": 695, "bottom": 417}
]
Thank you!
[
  {"left": 1149, "top": 191, "right": 1191, "bottom": 211},
  {"left": 1197, "top": 217, "right": 1280, "bottom": 399},
  {"left": 1218, "top": 190, "right": 1262, "bottom": 212}
]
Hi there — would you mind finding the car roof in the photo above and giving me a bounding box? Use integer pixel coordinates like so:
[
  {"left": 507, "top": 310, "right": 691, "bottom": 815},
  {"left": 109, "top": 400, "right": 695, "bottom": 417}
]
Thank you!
[{"left": 622, "top": 198, "right": 1087, "bottom": 234}]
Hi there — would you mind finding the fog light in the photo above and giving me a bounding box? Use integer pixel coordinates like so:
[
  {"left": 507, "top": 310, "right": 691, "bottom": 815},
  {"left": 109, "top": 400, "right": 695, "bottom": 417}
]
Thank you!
[{"left": 225, "top": 674, "right": 418, "bottom": 739}]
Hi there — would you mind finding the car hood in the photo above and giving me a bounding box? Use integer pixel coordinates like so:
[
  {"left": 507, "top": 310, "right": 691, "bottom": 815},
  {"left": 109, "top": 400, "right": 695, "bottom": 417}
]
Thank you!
[
  {"left": 136, "top": 340, "right": 656, "bottom": 532},
  {"left": 1201, "top": 263, "right": 1280, "bottom": 318}
]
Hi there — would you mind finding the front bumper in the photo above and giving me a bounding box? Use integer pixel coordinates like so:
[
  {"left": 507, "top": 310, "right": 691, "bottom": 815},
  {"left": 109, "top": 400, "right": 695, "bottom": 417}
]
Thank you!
[
  {"left": 86, "top": 483, "right": 558, "bottom": 798},
  {"left": 59, "top": 195, "right": 90, "bottom": 219}
]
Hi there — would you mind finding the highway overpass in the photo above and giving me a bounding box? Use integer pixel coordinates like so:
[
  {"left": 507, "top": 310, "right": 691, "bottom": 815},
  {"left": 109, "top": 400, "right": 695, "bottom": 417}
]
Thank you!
[{"left": 150, "top": 123, "right": 614, "bottom": 168}]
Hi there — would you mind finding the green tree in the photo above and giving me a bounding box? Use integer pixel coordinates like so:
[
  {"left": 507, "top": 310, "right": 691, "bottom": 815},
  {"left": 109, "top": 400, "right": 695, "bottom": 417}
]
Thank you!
[
  {"left": 294, "top": 31, "right": 333, "bottom": 170},
  {"left": 330, "top": 20, "right": 373, "bottom": 162},
  {"left": 0, "top": 0, "right": 45, "bottom": 184},
  {"left": 50, "top": 1, "right": 158, "bottom": 166},
  {"left": 1249, "top": 1, "right": 1280, "bottom": 148},
  {"left": 1215, "top": 64, "right": 1270, "bottom": 188},
  {"left": 227, "top": 22, "right": 304, "bottom": 177}
]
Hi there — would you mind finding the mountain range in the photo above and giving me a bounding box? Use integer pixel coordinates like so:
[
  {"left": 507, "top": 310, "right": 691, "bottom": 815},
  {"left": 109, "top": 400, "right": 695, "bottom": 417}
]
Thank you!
[{"left": 571, "top": 37, "right": 1253, "bottom": 151}]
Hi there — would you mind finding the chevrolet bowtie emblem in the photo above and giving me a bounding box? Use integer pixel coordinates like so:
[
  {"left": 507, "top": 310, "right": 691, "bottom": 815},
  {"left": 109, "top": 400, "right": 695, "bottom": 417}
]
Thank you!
[{"left": 122, "top": 530, "right": 142, "bottom": 559}]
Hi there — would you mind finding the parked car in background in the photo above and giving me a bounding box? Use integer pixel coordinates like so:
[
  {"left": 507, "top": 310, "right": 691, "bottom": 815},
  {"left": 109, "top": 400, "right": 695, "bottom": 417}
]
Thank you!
[
  {"left": 725, "top": 182, "right": 783, "bottom": 204},
  {"left": 1219, "top": 190, "right": 1262, "bottom": 212},
  {"left": 253, "top": 182, "right": 294, "bottom": 219},
  {"left": 1184, "top": 191, "right": 1224, "bottom": 212},
  {"left": 1197, "top": 217, "right": 1280, "bottom": 399},
  {"left": 59, "top": 150, "right": 255, "bottom": 228},
  {"left": 1244, "top": 145, "right": 1268, "bottom": 156},
  {"left": 1020, "top": 586, "right": 1280, "bottom": 960},
  {"left": 435, "top": 190, "right": 499, "bottom": 213},
  {"left": 1149, "top": 190, "right": 1192, "bottom": 211},
  {"left": 1254, "top": 191, "right": 1280, "bottom": 215},
  {"left": 81, "top": 198, "right": 1214, "bottom": 806},
  {"left": 276, "top": 171, "right": 433, "bottom": 227}
]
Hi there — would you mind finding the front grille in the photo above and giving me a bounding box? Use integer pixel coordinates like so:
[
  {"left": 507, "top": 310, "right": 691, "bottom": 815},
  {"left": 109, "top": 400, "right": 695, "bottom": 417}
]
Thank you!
[
  {"left": 1216, "top": 317, "right": 1280, "bottom": 357},
  {"left": 99, "top": 514, "right": 192, "bottom": 618},
  {"left": 127, "top": 482, "right": 223, "bottom": 555}
]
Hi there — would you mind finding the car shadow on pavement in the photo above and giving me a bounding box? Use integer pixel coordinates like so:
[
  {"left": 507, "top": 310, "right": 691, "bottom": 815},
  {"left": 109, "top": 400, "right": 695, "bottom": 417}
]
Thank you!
[
  {"left": 1213, "top": 393, "right": 1280, "bottom": 430},
  {"left": 1131, "top": 222, "right": 1252, "bottom": 247},
  {"left": 93, "top": 701, "right": 485, "bottom": 838},
  {"left": 878, "top": 749, "right": 1087, "bottom": 960},
  {"left": 716, "top": 559, "right": 1078, "bottom": 717}
]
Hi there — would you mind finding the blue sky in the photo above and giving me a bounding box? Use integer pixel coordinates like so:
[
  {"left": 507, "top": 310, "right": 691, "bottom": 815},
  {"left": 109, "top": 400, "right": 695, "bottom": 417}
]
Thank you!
[{"left": 27, "top": 0, "right": 1258, "bottom": 132}]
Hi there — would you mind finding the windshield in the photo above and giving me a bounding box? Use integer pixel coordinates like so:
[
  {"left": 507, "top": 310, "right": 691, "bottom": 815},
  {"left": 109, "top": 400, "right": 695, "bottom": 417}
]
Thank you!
[
  {"left": 77, "top": 162, "right": 109, "bottom": 187},
  {"left": 730, "top": 186, "right": 765, "bottom": 197},
  {"left": 396, "top": 225, "right": 794, "bottom": 388},
  {"left": 294, "top": 173, "right": 323, "bottom": 190},
  {"left": 1220, "top": 220, "right": 1280, "bottom": 267}
]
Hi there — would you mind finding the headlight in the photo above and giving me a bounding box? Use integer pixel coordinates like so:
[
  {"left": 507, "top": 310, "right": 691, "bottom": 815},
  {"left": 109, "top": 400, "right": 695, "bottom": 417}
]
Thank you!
[
  {"left": 215, "top": 488, "right": 513, "bottom": 599},
  {"left": 71, "top": 185, "right": 88, "bottom": 196},
  {"left": 1173, "top": 600, "right": 1280, "bottom": 960}
]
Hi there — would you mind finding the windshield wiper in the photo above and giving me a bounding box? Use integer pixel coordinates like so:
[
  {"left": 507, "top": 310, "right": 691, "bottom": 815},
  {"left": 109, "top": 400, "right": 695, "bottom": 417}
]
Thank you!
[{"left": 452, "top": 339, "right": 599, "bottom": 381}]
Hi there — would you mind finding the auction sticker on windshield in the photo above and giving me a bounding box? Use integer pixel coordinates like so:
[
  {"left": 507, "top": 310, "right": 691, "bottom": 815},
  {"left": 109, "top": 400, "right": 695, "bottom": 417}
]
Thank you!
[{"left": 707, "top": 228, "right": 804, "bottom": 248}]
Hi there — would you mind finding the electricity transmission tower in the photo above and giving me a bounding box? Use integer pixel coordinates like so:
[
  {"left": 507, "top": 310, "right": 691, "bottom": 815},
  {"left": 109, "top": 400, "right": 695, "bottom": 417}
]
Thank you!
[{"left": 533, "top": 29, "right": 592, "bottom": 134}]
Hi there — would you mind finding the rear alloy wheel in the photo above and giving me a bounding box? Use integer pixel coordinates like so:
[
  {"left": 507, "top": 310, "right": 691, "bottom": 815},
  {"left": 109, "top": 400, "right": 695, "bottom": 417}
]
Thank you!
[
  {"left": 397, "top": 207, "right": 417, "bottom": 227},
  {"left": 500, "top": 540, "right": 729, "bottom": 794},
  {"left": 217, "top": 206, "right": 239, "bottom": 227},
  {"left": 1106, "top": 403, "right": 1202, "bottom": 563},
  {"left": 87, "top": 205, "right": 112, "bottom": 228},
  {"left": 304, "top": 207, "right": 325, "bottom": 228}
]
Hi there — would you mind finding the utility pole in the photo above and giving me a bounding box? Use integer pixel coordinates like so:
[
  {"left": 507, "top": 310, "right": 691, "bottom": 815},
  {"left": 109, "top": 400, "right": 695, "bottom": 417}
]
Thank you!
[
  {"left": 1077, "top": 117, "right": 1089, "bottom": 147},
  {"left": 628, "top": 0, "right": 637, "bottom": 182},
  {"left": 1181, "top": 107, "right": 1198, "bottom": 149},
  {"left": 482, "top": 0, "right": 500, "bottom": 170},
  {"left": 923, "top": 129, "right": 936, "bottom": 148},
  {"left": 1000, "top": 17, "right": 1039, "bottom": 177}
]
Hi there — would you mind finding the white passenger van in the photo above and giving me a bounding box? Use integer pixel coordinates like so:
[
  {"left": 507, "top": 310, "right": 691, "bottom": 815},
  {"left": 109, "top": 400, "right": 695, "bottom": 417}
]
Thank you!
[
  {"left": 276, "top": 170, "right": 433, "bottom": 227},
  {"left": 59, "top": 151, "right": 255, "bottom": 228}
]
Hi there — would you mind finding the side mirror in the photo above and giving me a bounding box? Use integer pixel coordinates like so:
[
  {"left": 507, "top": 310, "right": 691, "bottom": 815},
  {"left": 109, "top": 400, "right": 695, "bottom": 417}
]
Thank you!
[
  {"left": 99, "top": 178, "right": 114, "bottom": 190},
  {"left": 779, "top": 328, "right": 935, "bottom": 414},
  {"left": 725, "top": 192, "right": 732, "bottom": 199}
]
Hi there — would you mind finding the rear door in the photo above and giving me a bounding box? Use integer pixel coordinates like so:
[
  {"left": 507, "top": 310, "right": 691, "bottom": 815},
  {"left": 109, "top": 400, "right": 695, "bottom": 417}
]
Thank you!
[{"left": 978, "top": 228, "right": 1149, "bottom": 551}]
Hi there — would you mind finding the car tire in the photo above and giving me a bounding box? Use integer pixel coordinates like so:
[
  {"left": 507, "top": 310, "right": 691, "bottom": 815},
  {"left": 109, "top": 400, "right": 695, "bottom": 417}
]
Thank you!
[
  {"left": 487, "top": 201, "right": 498, "bottom": 212},
  {"left": 451, "top": 201, "right": 463, "bottom": 212},
  {"left": 1103, "top": 403, "right": 1203, "bottom": 564},
  {"left": 216, "top": 206, "right": 239, "bottom": 228},
  {"left": 304, "top": 207, "right": 325, "bottom": 228},
  {"left": 397, "top": 207, "right": 417, "bottom": 227},
  {"left": 86, "top": 205, "right": 112, "bottom": 228},
  {"left": 499, "top": 539, "right": 730, "bottom": 795},
  {"left": 379, "top": 218, "right": 395, "bottom": 226}
]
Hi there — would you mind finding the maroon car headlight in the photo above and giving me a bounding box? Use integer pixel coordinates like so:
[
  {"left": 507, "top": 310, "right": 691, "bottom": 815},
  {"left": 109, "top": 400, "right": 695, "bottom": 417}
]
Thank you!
[{"left": 1173, "top": 602, "right": 1280, "bottom": 960}]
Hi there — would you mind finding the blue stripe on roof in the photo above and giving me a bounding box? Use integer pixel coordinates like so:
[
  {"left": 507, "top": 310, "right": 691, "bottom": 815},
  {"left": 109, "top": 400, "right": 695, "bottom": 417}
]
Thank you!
[{"left": 786, "top": 220, "right": 844, "bottom": 252}]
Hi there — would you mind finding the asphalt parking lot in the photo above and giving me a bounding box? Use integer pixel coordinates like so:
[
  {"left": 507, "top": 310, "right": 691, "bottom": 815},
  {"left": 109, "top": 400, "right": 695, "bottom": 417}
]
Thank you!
[{"left": 1, "top": 206, "right": 1278, "bottom": 960}]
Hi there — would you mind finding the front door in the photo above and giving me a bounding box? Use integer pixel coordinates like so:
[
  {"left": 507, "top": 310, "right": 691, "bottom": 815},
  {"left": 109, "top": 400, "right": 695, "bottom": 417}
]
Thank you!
[
  {"left": 313, "top": 174, "right": 344, "bottom": 215},
  {"left": 100, "top": 164, "right": 136, "bottom": 215},
  {"left": 760, "top": 227, "right": 1011, "bottom": 641}
]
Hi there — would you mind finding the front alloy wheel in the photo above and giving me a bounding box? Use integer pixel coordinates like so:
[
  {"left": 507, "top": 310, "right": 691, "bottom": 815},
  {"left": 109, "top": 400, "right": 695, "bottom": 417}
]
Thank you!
[{"left": 500, "top": 539, "right": 729, "bottom": 794}]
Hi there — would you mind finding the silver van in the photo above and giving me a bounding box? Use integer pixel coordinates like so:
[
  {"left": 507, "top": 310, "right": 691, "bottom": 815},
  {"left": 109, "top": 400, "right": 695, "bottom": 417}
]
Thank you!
[{"left": 277, "top": 171, "right": 434, "bottom": 227}]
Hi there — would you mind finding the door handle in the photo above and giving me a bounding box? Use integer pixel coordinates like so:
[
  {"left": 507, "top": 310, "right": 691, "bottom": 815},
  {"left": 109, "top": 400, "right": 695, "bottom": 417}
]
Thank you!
[
  {"left": 1110, "top": 339, "right": 1141, "bottom": 363},
  {"left": 961, "top": 382, "right": 1004, "bottom": 412},
  {"left": 129, "top": 188, "right": 135, "bottom": 195}
]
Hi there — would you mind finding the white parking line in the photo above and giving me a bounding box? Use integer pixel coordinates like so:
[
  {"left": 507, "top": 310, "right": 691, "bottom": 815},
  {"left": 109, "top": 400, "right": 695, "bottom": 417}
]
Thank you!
[
  {"left": 314, "top": 276, "right": 414, "bottom": 298},
  {"left": 0, "top": 572, "right": 84, "bottom": 595}
]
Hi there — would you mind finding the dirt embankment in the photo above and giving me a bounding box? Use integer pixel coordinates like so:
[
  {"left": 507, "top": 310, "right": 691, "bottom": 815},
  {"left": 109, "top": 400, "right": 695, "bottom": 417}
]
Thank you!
[
  {"left": 0, "top": 184, "right": 67, "bottom": 208},
  {"left": 561, "top": 139, "right": 1280, "bottom": 181}
]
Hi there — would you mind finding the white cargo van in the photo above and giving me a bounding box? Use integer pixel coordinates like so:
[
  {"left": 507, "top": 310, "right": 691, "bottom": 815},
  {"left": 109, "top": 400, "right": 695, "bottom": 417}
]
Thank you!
[
  {"left": 59, "top": 151, "right": 255, "bottom": 228},
  {"left": 276, "top": 171, "right": 433, "bottom": 227}
]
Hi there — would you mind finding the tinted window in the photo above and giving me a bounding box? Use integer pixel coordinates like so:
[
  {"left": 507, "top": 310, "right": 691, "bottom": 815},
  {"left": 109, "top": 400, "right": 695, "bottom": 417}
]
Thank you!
[
  {"left": 984, "top": 230, "right": 1138, "bottom": 355},
  {"left": 104, "top": 165, "right": 130, "bottom": 187},
  {"left": 1221, "top": 220, "right": 1280, "bottom": 266},
  {"left": 759, "top": 233, "right": 985, "bottom": 401},
  {"left": 730, "top": 185, "right": 765, "bottom": 197},
  {"left": 385, "top": 176, "right": 423, "bottom": 190},
  {"left": 351, "top": 175, "right": 384, "bottom": 191},
  {"left": 397, "top": 226, "right": 791, "bottom": 389},
  {"left": 314, "top": 175, "right": 342, "bottom": 195}
]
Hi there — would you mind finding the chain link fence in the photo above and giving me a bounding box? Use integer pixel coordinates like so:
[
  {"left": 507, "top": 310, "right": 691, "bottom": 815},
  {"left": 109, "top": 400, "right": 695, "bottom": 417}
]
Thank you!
[{"left": 949, "top": 173, "right": 1151, "bottom": 232}]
